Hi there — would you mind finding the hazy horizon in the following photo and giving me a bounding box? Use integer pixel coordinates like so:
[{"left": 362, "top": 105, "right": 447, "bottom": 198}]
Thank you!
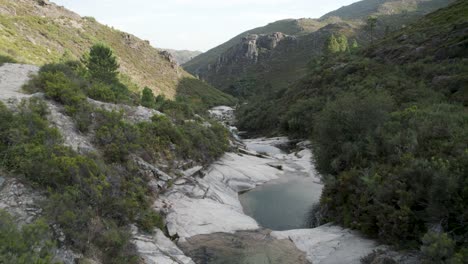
[{"left": 52, "top": 0, "right": 360, "bottom": 52}]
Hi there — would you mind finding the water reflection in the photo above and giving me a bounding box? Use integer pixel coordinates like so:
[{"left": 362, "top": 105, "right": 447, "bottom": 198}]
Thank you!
[{"left": 239, "top": 173, "right": 322, "bottom": 231}]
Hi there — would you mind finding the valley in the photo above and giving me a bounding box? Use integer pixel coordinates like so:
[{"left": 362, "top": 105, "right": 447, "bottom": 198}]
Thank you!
[{"left": 0, "top": 0, "right": 466, "bottom": 263}]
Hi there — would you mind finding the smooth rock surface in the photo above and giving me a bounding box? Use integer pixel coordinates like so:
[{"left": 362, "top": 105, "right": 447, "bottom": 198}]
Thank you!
[
  {"left": 180, "top": 230, "right": 310, "bottom": 264},
  {"left": 157, "top": 151, "right": 283, "bottom": 239},
  {"left": 0, "top": 63, "right": 39, "bottom": 100},
  {"left": 88, "top": 98, "right": 162, "bottom": 123},
  {"left": 272, "top": 224, "right": 382, "bottom": 264},
  {"left": 133, "top": 229, "right": 195, "bottom": 264}
]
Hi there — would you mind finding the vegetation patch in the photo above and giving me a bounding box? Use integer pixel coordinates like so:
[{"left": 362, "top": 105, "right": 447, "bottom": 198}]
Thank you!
[{"left": 0, "top": 44, "right": 231, "bottom": 263}]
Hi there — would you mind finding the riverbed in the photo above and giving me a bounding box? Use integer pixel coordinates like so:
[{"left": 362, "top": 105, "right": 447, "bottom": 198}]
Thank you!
[
  {"left": 149, "top": 106, "right": 384, "bottom": 264},
  {"left": 239, "top": 138, "right": 322, "bottom": 231}
]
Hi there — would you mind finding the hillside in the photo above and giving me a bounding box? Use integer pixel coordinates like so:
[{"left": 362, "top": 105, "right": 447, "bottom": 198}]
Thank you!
[
  {"left": 164, "top": 49, "right": 202, "bottom": 65},
  {"left": 0, "top": 0, "right": 231, "bottom": 101},
  {"left": 183, "top": 0, "right": 454, "bottom": 96},
  {"left": 321, "top": 0, "right": 453, "bottom": 20},
  {"left": 237, "top": 0, "right": 467, "bottom": 261},
  {"left": 183, "top": 18, "right": 325, "bottom": 73},
  {"left": 0, "top": 40, "right": 233, "bottom": 263}
]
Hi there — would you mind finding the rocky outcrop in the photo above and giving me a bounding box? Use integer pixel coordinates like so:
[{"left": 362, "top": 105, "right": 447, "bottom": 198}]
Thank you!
[
  {"left": 159, "top": 50, "right": 180, "bottom": 69},
  {"left": 88, "top": 98, "right": 163, "bottom": 124},
  {"left": 208, "top": 106, "right": 236, "bottom": 125},
  {"left": 272, "top": 224, "right": 383, "bottom": 264},
  {"left": 211, "top": 32, "right": 294, "bottom": 72},
  {"left": 0, "top": 176, "right": 44, "bottom": 225},
  {"left": 133, "top": 228, "right": 195, "bottom": 264}
]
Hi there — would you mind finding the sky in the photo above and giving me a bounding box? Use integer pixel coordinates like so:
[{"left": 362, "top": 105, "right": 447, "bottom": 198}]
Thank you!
[{"left": 52, "top": 0, "right": 359, "bottom": 52}]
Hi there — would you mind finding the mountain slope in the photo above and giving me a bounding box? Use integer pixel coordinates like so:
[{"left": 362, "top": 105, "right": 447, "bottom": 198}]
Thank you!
[
  {"left": 237, "top": 1, "right": 467, "bottom": 260},
  {"left": 321, "top": 0, "right": 453, "bottom": 20},
  {"left": 183, "top": 0, "right": 454, "bottom": 96},
  {"left": 0, "top": 0, "right": 221, "bottom": 100},
  {"left": 183, "top": 18, "right": 325, "bottom": 73},
  {"left": 164, "top": 49, "right": 202, "bottom": 65}
]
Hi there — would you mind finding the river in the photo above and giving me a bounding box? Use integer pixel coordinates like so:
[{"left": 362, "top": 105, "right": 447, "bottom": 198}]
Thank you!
[{"left": 152, "top": 106, "right": 385, "bottom": 264}]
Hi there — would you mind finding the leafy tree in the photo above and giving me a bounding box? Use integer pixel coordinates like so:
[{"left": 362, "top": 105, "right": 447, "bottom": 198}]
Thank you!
[
  {"left": 325, "top": 34, "right": 341, "bottom": 54},
  {"left": 337, "top": 34, "right": 349, "bottom": 52},
  {"left": 141, "top": 87, "right": 155, "bottom": 108},
  {"left": 84, "top": 43, "right": 119, "bottom": 84}
]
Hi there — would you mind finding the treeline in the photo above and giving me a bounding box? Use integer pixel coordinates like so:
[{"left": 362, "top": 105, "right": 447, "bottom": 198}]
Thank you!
[
  {"left": 238, "top": 1, "right": 467, "bottom": 262},
  {"left": 0, "top": 44, "right": 231, "bottom": 263}
]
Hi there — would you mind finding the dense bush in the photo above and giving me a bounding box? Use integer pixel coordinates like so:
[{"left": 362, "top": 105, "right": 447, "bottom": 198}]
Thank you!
[
  {"left": 0, "top": 54, "right": 16, "bottom": 66},
  {"left": 0, "top": 210, "right": 57, "bottom": 264},
  {"left": 0, "top": 99, "right": 158, "bottom": 263},
  {"left": 93, "top": 109, "right": 229, "bottom": 165}
]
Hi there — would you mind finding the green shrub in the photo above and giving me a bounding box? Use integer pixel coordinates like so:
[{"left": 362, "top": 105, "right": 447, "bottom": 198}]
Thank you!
[
  {"left": 0, "top": 54, "right": 16, "bottom": 66},
  {"left": 421, "top": 232, "right": 457, "bottom": 263},
  {"left": 87, "top": 82, "right": 116, "bottom": 102},
  {"left": 93, "top": 110, "right": 140, "bottom": 162},
  {"left": 0, "top": 100, "right": 149, "bottom": 263},
  {"left": 0, "top": 210, "right": 58, "bottom": 264},
  {"left": 137, "top": 210, "right": 164, "bottom": 233},
  {"left": 141, "top": 87, "right": 155, "bottom": 108}
]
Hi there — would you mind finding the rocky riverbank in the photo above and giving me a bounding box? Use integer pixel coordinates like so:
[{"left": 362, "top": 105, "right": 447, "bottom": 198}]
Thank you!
[{"left": 153, "top": 106, "right": 390, "bottom": 263}]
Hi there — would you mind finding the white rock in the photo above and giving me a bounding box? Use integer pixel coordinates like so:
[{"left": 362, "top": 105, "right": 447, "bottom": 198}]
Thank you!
[
  {"left": 271, "top": 224, "right": 381, "bottom": 264},
  {"left": 157, "top": 151, "right": 284, "bottom": 239},
  {"left": 0, "top": 177, "right": 44, "bottom": 225},
  {"left": 133, "top": 229, "right": 195, "bottom": 264},
  {"left": 88, "top": 98, "right": 162, "bottom": 124}
]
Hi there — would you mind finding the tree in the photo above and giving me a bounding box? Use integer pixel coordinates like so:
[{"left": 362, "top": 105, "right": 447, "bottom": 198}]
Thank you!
[
  {"left": 141, "top": 87, "right": 155, "bottom": 108},
  {"left": 84, "top": 43, "right": 119, "bottom": 84},
  {"left": 367, "top": 16, "right": 378, "bottom": 45},
  {"left": 325, "top": 34, "right": 341, "bottom": 54},
  {"left": 351, "top": 39, "right": 359, "bottom": 50},
  {"left": 337, "top": 34, "right": 349, "bottom": 52}
]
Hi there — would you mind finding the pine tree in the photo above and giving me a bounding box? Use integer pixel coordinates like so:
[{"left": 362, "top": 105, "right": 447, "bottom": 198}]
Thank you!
[
  {"left": 84, "top": 43, "right": 119, "bottom": 84},
  {"left": 351, "top": 39, "right": 359, "bottom": 50}
]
